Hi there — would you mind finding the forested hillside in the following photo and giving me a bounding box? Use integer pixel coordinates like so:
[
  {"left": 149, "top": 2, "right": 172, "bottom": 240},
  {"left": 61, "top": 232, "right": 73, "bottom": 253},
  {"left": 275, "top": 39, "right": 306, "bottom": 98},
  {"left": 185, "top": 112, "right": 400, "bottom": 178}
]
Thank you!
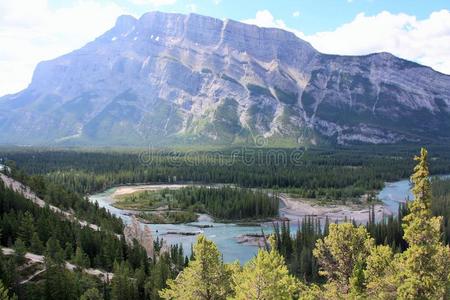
[{"left": 0, "top": 172, "right": 186, "bottom": 299}]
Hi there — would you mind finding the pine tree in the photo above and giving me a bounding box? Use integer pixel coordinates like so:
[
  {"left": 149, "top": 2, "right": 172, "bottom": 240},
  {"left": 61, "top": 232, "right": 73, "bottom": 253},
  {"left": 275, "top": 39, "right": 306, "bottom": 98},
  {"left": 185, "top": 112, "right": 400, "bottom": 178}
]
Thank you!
[
  {"left": 18, "top": 211, "right": 35, "bottom": 246},
  {"left": 111, "top": 261, "right": 138, "bottom": 300},
  {"left": 231, "top": 238, "right": 300, "bottom": 300},
  {"left": 43, "top": 255, "right": 77, "bottom": 300},
  {"left": 0, "top": 281, "right": 8, "bottom": 300},
  {"left": 73, "top": 246, "right": 90, "bottom": 269},
  {"left": 30, "top": 232, "right": 44, "bottom": 254},
  {"left": 80, "top": 288, "right": 102, "bottom": 300},
  {"left": 364, "top": 245, "right": 399, "bottom": 299},
  {"left": 45, "top": 236, "right": 65, "bottom": 264},
  {"left": 349, "top": 259, "right": 365, "bottom": 297},
  {"left": 160, "top": 234, "right": 232, "bottom": 300},
  {"left": 13, "top": 238, "right": 26, "bottom": 265},
  {"left": 146, "top": 256, "right": 171, "bottom": 299},
  {"left": 313, "top": 223, "right": 374, "bottom": 294},
  {"left": 397, "top": 148, "right": 450, "bottom": 299}
]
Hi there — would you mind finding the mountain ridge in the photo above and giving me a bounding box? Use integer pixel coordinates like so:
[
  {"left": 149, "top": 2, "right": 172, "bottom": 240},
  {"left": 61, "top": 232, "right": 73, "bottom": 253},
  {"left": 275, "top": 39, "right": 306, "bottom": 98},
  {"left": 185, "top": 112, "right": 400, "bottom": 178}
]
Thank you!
[{"left": 0, "top": 11, "right": 449, "bottom": 147}]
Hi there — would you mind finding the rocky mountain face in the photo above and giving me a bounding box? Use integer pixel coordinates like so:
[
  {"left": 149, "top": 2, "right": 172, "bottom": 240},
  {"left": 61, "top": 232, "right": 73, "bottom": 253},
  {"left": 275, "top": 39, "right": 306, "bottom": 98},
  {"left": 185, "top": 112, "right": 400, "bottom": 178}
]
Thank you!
[{"left": 0, "top": 11, "right": 449, "bottom": 146}]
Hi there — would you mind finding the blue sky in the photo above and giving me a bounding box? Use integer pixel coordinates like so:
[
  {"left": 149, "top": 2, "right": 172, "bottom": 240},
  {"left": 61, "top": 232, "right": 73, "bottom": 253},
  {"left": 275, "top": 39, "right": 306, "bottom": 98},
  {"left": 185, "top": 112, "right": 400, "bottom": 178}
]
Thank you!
[
  {"left": 1, "top": 0, "right": 450, "bottom": 96},
  {"left": 48, "top": 0, "right": 450, "bottom": 34}
]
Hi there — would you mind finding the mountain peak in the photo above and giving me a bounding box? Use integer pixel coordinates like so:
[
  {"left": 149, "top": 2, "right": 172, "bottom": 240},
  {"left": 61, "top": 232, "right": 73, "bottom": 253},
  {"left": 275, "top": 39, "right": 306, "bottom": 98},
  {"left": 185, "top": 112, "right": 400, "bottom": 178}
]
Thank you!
[
  {"left": 115, "top": 14, "right": 137, "bottom": 27},
  {"left": 0, "top": 11, "right": 449, "bottom": 147}
]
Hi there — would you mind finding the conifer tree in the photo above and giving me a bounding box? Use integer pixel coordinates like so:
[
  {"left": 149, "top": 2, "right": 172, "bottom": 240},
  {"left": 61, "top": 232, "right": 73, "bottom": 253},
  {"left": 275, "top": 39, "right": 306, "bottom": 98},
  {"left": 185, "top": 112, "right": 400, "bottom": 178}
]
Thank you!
[
  {"left": 364, "top": 245, "right": 399, "bottom": 299},
  {"left": 30, "top": 232, "right": 44, "bottom": 254},
  {"left": 231, "top": 237, "right": 300, "bottom": 300},
  {"left": 111, "top": 261, "right": 138, "bottom": 300},
  {"left": 397, "top": 148, "right": 450, "bottom": 299},
  {"left": 80, "top": 288, "right": 102, "bottom": 300},
  {"left": 18, "top": 211, "right": 35, "bottom": 246},
  {"left": 45, "top": 236, "right": 65, "bottom": 264},
  {"left": 13, "top": 238, "right": 26, "bottom": 265},
  {"left": 0, "top": 281, "right": 8, "bottom": 300},
  {"left": 313, "top": 223, "right": 374, "bottom": 294},
  {"left": 160, "top": 234, "right": 232, "bottom": 300},
  {"left": 43, "top": 255, "right": 77, "bottom": 300},
  {"left": 73, "top": 246, "right": 90, "bottom": 269}
]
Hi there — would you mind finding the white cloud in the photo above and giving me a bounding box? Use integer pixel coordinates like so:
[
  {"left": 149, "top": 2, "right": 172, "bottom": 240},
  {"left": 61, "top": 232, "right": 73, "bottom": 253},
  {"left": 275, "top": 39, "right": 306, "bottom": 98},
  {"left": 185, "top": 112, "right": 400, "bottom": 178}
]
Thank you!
[
  {"left": 243, "top": 10, "right": 286, "bottom": 28},
  {"left": 187, "top": 3, "right": 198, "bottom": 12},
  {"left": 243, "top": 9, "right": 450, "bottom": 75},
  {"left": 0, "top": 0, "right": 128, "bottom": 96},
  {"left": 2, "top": 6, "right": 450, "bottom": 97},
  {"left": 129, "top": 0, "right": 177, "bottom": 6},
  {"left": 243, "top": 10, "right": 304, "bottom": 37},
  {"left": 293, "top": 11, "right": 300, "bottom": 17},
  {"left": 305, "top": 10, "right": 450, "bottom": 74}
]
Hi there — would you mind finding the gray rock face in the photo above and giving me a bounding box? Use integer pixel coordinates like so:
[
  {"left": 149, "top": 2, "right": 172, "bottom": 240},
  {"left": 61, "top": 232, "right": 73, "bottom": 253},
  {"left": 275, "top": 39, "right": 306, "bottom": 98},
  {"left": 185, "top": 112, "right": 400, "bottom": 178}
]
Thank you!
[{"left": 0, "top": 11, "right": 449, "bottom": 146}]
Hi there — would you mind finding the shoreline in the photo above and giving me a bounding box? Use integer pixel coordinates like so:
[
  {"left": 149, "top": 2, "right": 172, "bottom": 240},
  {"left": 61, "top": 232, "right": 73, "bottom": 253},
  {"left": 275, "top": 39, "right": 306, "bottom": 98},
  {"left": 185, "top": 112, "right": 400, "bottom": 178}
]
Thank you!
[
  {"left": 108, "top": 183, "right": 392, "bottom": 225},
  {"left": 112, "top": 184, "right": 191, "bottom": 198},
  {"left": 278, "top": 193, "right": 391, "bottom": 224}
]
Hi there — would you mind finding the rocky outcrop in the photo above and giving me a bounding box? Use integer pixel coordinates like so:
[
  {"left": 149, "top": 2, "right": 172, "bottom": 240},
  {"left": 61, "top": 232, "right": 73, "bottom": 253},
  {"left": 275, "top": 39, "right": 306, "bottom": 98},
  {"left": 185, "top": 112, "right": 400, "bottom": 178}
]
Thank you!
[{"left": 0, "top": 11, "right": 449, "bottom": 146}]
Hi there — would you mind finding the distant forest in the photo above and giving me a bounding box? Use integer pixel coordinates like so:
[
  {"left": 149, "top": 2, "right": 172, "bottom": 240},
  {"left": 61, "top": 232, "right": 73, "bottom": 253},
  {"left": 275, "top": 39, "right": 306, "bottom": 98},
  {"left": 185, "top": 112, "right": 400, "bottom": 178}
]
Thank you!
[{"left": 2, "top": 145, "right": 450, "bottom": 200}]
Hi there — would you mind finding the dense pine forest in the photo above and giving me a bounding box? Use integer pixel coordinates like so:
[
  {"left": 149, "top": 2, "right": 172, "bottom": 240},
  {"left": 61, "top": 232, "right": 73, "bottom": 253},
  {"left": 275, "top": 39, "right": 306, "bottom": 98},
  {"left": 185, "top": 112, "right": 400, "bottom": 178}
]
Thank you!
[
  {"left": 5, "top": 165, "right": 124, "bottom": 234},
  {"left": 114, "top": 186, "right": 278, "bottom": 223},
  {"left": 120, "top": 186, "right": 279, "bottom": 221},
  {"left": 169, "top": 186, "right": 278, "bottom": 220},
  {"left": 431, "top": 177, "right": 450, "bottom": 243},
  {"left": 0, "top": 171, "right": 187, "bottom": 299},
  {"left": 3, "top": 145, "right": 450, "bottom": 200}
]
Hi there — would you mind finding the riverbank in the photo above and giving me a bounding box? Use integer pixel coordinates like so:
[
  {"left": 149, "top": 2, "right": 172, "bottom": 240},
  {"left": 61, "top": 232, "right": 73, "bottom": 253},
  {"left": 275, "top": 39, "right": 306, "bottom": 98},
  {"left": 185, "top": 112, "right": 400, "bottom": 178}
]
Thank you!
[
  {"left": 111, "top": 184, "right": 391, "bottom": 225},
  {"left": 112, "top": 184, "right": 190, "bottom": 198},
  {"left": 279, "top": 193, "right": 391, "bottom": 224}
]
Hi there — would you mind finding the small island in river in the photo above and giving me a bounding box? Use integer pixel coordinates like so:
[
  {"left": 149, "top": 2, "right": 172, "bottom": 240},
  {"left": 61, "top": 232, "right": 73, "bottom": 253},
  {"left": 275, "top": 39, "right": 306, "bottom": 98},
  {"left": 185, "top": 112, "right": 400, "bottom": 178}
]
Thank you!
[{"left": 111, "top": 184, "right": 279, "bottom": 223}]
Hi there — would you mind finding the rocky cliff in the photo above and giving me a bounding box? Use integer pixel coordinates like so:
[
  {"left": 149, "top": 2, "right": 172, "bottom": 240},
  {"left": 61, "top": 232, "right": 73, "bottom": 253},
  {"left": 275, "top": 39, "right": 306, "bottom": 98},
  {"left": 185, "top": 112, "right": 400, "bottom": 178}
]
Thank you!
[{"left": 0, "top": 11, "right": 449, "bottom": 146}]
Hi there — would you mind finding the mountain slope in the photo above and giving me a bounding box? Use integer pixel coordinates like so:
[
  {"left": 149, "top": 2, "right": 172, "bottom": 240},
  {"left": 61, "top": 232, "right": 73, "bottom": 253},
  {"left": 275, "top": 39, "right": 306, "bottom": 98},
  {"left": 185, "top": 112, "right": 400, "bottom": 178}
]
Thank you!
[{"left": 0, "top": 11, "right": 449, "bottom": 146}]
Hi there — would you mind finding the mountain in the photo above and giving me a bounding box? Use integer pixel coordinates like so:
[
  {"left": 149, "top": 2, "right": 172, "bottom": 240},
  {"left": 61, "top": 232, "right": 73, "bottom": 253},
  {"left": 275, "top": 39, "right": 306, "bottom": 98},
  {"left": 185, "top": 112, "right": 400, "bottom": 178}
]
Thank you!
[{"left": 0, "top": 11, "right": 449, "bottom": 147}]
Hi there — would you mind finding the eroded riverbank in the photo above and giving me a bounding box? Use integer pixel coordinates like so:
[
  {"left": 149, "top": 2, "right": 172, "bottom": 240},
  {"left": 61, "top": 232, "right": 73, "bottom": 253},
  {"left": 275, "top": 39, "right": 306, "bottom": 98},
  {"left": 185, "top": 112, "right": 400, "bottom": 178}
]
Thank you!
[{"left": 279, "top": 193, "right": 390, "bottom": 224}]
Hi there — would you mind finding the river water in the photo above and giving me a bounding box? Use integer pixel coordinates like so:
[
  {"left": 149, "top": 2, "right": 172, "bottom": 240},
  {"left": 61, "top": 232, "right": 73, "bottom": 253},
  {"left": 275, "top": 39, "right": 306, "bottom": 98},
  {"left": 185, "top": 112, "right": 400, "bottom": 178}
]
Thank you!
[
  {"left": 89, "top": 175, "right": 449, "bottom": 263},
  {"left": 378, "top": 174, "right": 450, "bottom": 214}
]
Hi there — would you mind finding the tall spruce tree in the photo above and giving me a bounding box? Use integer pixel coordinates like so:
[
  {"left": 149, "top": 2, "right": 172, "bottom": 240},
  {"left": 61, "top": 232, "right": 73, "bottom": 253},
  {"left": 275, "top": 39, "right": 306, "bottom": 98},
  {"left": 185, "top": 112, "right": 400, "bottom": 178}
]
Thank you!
[
  {"left": 397, "top": 148, "right": 450, "bottom": 299},
  {"left": 111, "top": 261, "right": 138, "bottom": 300},
  {"left": 79, "top": 288, "right": 102, "bottom": 300},
  {"left": 231, "top": 237, "right": 300, "bottom": 300},
  {"left": 160, "top": 235, "right": 232, "bottom": 300},
  {"left": 313, "top": 223, "right": 374, "bottom": 295}
]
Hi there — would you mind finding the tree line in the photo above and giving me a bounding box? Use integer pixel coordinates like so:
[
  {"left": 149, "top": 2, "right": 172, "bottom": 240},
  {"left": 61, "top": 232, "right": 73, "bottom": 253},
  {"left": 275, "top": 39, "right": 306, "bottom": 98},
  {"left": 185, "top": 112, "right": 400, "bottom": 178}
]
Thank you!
[
  {"left": 160, "top": 186, "right": 279, "bottom": 220},
  {"left": 3, "top": 145, "right": 450, "bottom": 200}
]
